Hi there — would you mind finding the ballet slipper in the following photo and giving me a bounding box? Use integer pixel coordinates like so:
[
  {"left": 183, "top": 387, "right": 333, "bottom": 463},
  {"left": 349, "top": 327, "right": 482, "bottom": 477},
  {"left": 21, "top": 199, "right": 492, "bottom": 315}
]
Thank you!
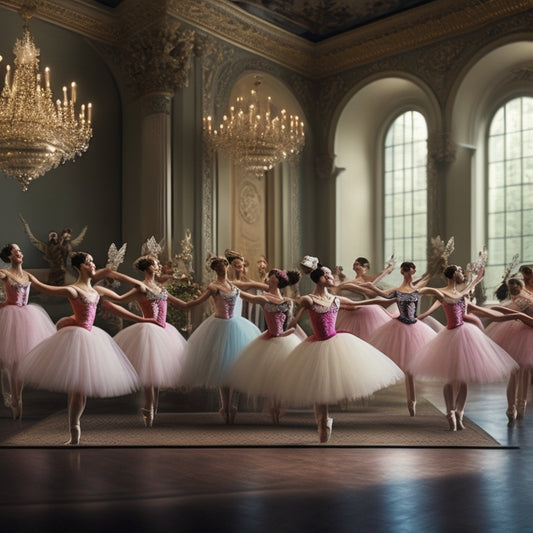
[
  {"left": 455, "top": 410, "right": 465, "bottom": 430},
  {"left": 65, "top": 424, "right": 81, "bottom": 446},
  {"left": 408, "top": 400, "right": 416, "bottom": 417},
  {"left": 141, "top": 408, "right": 154, "bottom": 428},
  {"left": 447, "top": 410, "right": 457, "bottom": 431},
  {"left": 506, "top": 406, "right": 517, "bottom": 426},
  {"left": 11, "top": 400, "right": 22, "bottom": 421},
  {"left": 517, "top": 400, "right": 527, "bottom": 420},
  {"left": 318, "top": 416, "right": 333, "bottom": 443},
  {"left": 228, "top": 406, "right": 237, "bottom": 425}
]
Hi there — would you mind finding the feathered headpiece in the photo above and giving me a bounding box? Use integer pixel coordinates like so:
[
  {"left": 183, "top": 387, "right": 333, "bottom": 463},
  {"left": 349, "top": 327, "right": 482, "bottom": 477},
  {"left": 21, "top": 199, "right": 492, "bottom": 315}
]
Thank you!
[
  {"left": 501, "top": 253, "right": 520, "bottom": 284},
  {"left": 105, "top": 243, "right": 127, "bottom": 271},
  {"left": 299, "top": 255, "right": 319, "bottom": 274},
  {"left": 426, "top": 235, "right": 455, "bottom": 278},
  {"left": 141, "top": 236, "right": 163, "bottom": 258}
]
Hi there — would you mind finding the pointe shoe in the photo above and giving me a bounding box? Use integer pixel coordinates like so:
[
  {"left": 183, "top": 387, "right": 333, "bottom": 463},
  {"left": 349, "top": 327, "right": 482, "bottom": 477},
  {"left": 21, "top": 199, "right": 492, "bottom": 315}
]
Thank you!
[
  {"left": 408, "top": 400, "right": 416, "bottom": 417},
  {"left": 228, "top": 406, "right": 237, "bottom": 425},
  {"left": 141, "top": 408, "right": 154, "bottom": 428},
  {"left": 506, "top": 406, "right": 517, "bottom": 426},
  {"left": 455, "top": 410, "right": 465, "bottom": 430},
  {"left": 447, "top": 410, "right": 457, "bottom": 431},
  {"left": 66, "top": 424, "right": 81, "bottom": 445},
  {"left": 517, "top": 400, "right": 527, "bottom": 420},
  {"left": 11, "top": 400, "right": 22, "bottom": 421},
  {"left": 318, "top": 416, "right": 333, "bottom": 443}
]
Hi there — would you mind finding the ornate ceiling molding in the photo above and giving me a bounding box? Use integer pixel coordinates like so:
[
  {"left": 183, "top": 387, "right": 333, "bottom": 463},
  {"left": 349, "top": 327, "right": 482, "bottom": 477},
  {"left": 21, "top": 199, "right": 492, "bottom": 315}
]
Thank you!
[{"left": 0, "top": 0, "right": 531, "bottom": 79}]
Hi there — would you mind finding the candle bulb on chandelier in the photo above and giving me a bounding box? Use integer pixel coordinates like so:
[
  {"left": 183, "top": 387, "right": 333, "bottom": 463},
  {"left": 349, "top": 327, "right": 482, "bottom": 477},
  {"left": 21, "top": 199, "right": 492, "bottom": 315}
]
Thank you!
[
  {"left": 87, "top": 102, "right": 92, "bottom": 124},
  {"left": 44, "top": 67, "right": 50, "bottom": 89},
  {"left": 71, "top": 82, "right": 77, "bottom": 104},
  {"left": 62, "top": 85, "right": 68, "bottom": 106},
  {"left": 4, "top": 64, "right": 11, "bottom": 89},
  {"left": 80, "top": 104, "right": 85, "bottom": 123}
]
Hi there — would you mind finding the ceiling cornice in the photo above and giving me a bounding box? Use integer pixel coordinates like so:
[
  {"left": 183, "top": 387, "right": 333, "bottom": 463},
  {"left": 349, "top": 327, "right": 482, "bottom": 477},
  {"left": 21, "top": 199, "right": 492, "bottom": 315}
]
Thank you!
[{"left": 0, "top": 0, "right": 531, "bottom": 79}]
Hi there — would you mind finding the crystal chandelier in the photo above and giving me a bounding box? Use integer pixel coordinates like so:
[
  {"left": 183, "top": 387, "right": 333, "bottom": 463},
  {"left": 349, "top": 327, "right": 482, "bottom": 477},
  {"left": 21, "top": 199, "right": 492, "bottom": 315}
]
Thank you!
[
  {"left": 0, "top": 6, "right": 93, "bottom": 191},
  {"left": 203, "top": 79, "right": 304, "bottom": 178}
]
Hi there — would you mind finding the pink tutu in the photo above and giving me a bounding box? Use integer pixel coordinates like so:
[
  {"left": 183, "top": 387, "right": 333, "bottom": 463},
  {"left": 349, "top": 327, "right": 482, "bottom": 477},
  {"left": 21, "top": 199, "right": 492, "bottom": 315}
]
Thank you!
[
  {"left": 0, "top": 304, "right": 56, "bottom": 367},
  {"left": 225, "top": 331, "right": 303, "bottom": 397},
  {"left": 275, "top": 332, "right": 403, "bottom": 407},
  {"left": 114, "top": 322, "right": 187, "bottom": 388},
  {"left": 19, "top": 326, "right": 139, "bottom": 397},
  {"left": 408, "top": 322, "right": 518, "bottom": 383},
  {"left": 335, "top": 305, "right": 392, "bottom": 341},
  {"left": 369, "top": 318, "right": 437, "bottom": 371},
  {"left": 486, "top": 320, "right": 533, "bottom": 367}
]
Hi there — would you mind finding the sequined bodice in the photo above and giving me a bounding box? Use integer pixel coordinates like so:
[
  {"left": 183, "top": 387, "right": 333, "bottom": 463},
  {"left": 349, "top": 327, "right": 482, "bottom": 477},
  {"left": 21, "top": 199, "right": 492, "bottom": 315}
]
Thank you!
[
  {"left": 66, "top": 293, "right": 99, "bottom": 331},
  {"left": 263, "top": 300, "right": 292, "bottom": 337},
  {"left": 511, "top": 295, "right": 533, "bottom": 317},
  {"left": 213, "top": 286, "right": 239, "bottom": 319},
  {"left": 442, "top": 296, "right": 465, "bottom": 329},
  {"left": 138, "top": 288, "right": 167, "bottom": 327},
  {"left": 389, "top": 290, "right": 419, "bottom": 324},
  {"left": 1, "top": 277, "right": 30, "bottom": 306},
  {"left": 308, "top": 297, "right": 339, "bottom": 340}
]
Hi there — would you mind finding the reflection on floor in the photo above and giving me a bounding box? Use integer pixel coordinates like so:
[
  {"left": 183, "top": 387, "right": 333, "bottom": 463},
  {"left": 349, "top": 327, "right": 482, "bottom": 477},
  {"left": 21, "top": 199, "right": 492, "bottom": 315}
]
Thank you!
[{"left": 0, "top": 381, "right": 532, "bottom": 533}]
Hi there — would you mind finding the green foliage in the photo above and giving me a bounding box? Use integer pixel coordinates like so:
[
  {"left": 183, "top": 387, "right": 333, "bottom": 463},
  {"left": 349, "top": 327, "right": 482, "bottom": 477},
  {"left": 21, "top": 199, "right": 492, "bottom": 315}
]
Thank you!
[{"left": 165, "top": 279, "right": 203, "bottom": 336}]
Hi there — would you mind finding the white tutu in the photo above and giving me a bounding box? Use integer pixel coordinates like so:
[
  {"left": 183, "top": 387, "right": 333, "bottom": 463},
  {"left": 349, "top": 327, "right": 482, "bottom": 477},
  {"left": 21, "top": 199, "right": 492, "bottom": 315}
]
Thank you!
[
  {"left": 114, "top": 322, "right": 187, "bottom": 387},
  {"left": 19, "top": 326, "right": 139, "bottom": 397},
  {"left": 275, "top": 332, "right": 403, "bottom": 406},
  {"left": 179, "top": 315, "right": 261, "bottom": 388},
  {"left": 224, "top": 332, "right": 303, "bottom": 397},
  {"left": 0, "top": 304, "right": 56, "bottom": 367}
]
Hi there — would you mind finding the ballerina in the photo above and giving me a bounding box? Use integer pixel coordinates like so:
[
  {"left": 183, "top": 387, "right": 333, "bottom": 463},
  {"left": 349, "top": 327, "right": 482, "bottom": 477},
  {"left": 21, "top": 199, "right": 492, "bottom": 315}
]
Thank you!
[
  {"left": 351, "top": 262, "right": 437, "bottom": 416},
  {"left": 224, "top": 268, "right": 304, "bottom": 424},
  {"left": 18, "top": 252, "right": 153, "bottom": 445},
  {"left": 486, "top": 277, "right": 533, "bottom": 423},
  {"left": 275, "top": 262, "right": 403, "bottom": 443},
  {"left": 175, "top": 255, "right": 261, "bottom": 424},
  {"left": 0, "top": 243, "right": 56, "bottom": 420},
  {"left": 408, "top": 264, "right": 518, "bottom": 431},
  {"left": 103, "top": 254, "right": 189, "bottom": 428}
]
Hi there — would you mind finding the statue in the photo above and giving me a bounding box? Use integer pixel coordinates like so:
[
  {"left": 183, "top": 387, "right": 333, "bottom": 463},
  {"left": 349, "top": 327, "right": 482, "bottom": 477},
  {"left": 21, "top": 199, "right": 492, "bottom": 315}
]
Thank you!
[{"left": 19, "top": 214, "right": 88, "bottom": 285}]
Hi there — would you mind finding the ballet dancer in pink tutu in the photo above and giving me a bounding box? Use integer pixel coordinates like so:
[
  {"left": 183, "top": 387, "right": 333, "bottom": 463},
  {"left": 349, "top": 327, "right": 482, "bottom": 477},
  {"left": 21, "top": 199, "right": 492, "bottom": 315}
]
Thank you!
[
  {"left": 18, "top": 252, "right": 154, "bottom": 445},
  {"left": 333, "top": 256, "right": 395, "bottom": 341},
  {"left": 275, "top": 262, "right": 403, "bottom": 443},
  {"left": 408, "top": 264, "right": 518, "bottom": 431},
  {"left": 102, "top": 254, "right": 189, "bottom": 428},
  {"left": 0, "top": 243, "right": 56, "bottom": 420},
  {"left": 486, "top": 277, "right": 533, "bottom": 423},
  {"left": 175, "top": 255, "right": 261, "bottom": 424},
  {"left": 350, "top": 261, "right": 438, "bottom": 416},
  {"left": 224, "top": 268, "right": 305, "bottom": 424}
]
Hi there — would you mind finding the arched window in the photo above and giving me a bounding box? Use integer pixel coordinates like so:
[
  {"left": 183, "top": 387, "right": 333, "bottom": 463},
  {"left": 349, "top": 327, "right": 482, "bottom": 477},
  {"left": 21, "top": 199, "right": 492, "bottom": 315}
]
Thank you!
[
  {"left": 486, "top": 96, "right": 533, "bottom": 295},
  {"left": 384, "top": 111, "right": 428, "bottom": 281}
]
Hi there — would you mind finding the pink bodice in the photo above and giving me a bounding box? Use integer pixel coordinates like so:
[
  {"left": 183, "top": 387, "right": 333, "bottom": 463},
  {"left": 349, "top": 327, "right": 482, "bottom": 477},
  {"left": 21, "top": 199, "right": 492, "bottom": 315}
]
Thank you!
[
  {"left": 263, "top": 300, "right": 292, "bottom": 337},
  {"left": 138, "top": 288, "right": 167, "bottom": 328},
  {"left": 2, "top": 277, "right": 30, "bottom": 306},
  {"left": 213, "top": 286, "right": 239, "bottom": 319},
  {"left": 442, "top": 296, "right": 465, "bottom": 329},
  {"left": 308, "top": 296, "right": 339, "bottom": 340},
  {"left": 511, "top": 295, "right": 533, "bottom": 317},
  {"left": 60, "top": 294, "right": 98, "bottom": 331}
]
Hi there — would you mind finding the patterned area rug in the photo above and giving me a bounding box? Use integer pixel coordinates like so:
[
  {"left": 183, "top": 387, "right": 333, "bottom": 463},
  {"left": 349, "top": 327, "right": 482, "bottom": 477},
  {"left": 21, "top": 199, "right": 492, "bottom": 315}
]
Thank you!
[{"left": 0, "top": 384, "right": 504, "bottom": 448}]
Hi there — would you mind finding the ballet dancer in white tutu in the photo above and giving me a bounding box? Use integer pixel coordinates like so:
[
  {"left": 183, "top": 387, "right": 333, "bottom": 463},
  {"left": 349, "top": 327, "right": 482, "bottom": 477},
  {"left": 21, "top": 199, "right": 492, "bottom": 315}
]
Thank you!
[
  {"left": 408, "top": 264, "right": 518, "bottom": 431},
  {"left": 350, "top": 261, "right": 438, "bottom": 417},
  {"left": 0, "top": 243, "right": 56, "bottom": 420},
  {"left": 18, "top": 252, "right": 154, "bottom": 445},
  {"left": 102, "top": 254, "right": 189, "bottom": 428},
  {"left": 176, "top": 255, "right": 261, "bottom": 424},
  {"left": 224, "top": 268, "right": 305, "bottom": 424},
  {"left": 275, "top": 261, "right": 403, "bottom": 443}
]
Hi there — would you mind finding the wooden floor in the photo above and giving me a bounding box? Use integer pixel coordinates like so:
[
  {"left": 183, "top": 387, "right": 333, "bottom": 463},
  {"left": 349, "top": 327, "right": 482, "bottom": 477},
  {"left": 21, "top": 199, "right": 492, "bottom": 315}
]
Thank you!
[{"left": 0, "top": 381, "right": 532, "bottom": 533}]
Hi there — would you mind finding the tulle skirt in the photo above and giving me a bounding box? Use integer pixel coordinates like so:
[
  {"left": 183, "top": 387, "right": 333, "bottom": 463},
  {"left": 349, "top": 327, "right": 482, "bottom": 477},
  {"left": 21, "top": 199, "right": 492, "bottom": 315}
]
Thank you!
[
  {"left": 19, "top": 326, "right": 140, "bottom": 397},
  {"left": 0, "top": 304, "right": 56, "bottom": 367},
  {"left": 335, "top": 305, "right": 392, "bottom": 341},
  {"left": 274, "top": 332, "right": 403, "bottom": 406},
  {"left": 486, "top": 321, "right": 533, "bottom": 368},
  {"left": 113, "top": 322, "right": 187, "bottom": 387},
  {"left": 369, "top": 318, "right": 437, "bottom": 371},
  {"left": 421, "top": 315, "right": 445, "bottom": 333},
  {"left": 178, "top": 315, "right": 261, "bottom": 388},
  {"left": 224, "top": 331, "right": 303, "bottom": 397},
  {"left": 408, "top": 323, "right": 518, "bottom": 383}
]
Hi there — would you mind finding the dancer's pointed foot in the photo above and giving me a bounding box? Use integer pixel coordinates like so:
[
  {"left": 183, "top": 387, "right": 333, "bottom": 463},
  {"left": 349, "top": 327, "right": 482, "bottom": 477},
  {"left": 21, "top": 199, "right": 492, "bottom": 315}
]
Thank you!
[
  {"left": 506, "top": 406, "right": 517, "bottom": 426},
  {"left": 141, "top": 408, "right": 154, "bottom": 428},
  {"left": 447, "top": 410, "right": 457, "bottom": 431},
  {"left": 11, "top": 400, "right": 22, "bottom": 421},
  {"left": 65, "top": 424, "right": 81, "bottom": 445},
  {"left": 455, "top": 410, "right": 465, "bottom": 430},
  {"left": 408, "top": 400, "right": 416, "bottom": 417},
  {"left": 228, "top": 406, "right": 237, "bottom": 425},
  {"left": 318, "top": 416, "right": 333, "bottom": 443},
  {"left": 517, "top": 400, "right": 527, "bottom": 420}
]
